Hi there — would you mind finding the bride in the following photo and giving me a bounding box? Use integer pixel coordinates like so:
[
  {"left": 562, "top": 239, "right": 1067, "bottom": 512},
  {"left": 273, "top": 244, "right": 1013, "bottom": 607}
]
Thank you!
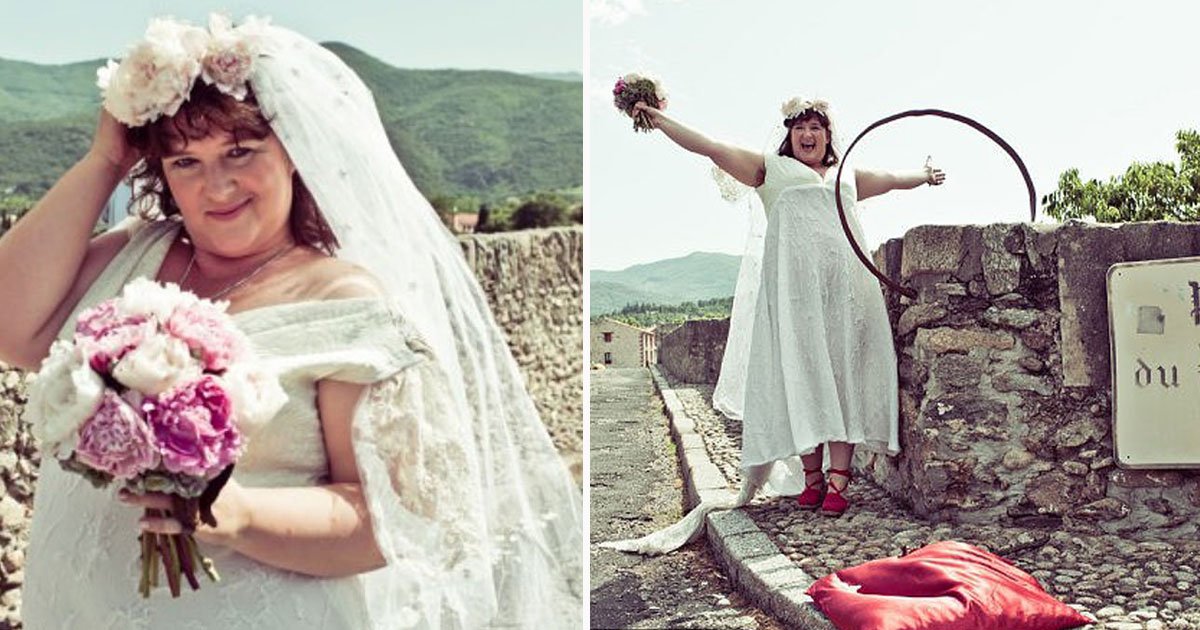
[
  {"left": 0, "top": 15, "right": 580, "bottom": 628},
  {"left": 605, "top": 96, "right": 943, "bottom": 553}
]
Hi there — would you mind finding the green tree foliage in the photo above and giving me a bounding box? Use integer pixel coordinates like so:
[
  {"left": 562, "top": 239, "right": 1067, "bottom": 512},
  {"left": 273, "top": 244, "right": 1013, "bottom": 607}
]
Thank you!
[
  {"left": 1044, "top": 130, "right": 1200, "bottom": 222},
  {"left": 600, "top": 297, "right": 734, "bottom": 329},
  {"left": 512, "top": 198, "right": 563, "bottom": 230},
  {"left": 477, "top": 191, "right": 578, "bottom": 233}
]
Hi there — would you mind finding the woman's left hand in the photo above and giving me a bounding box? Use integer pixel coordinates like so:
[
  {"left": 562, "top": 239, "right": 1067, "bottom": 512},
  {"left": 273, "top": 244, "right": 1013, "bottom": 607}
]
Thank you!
[
  {"left": 925, "top": 156, "right": 946, "bottom": 186},
  {"left": 119, "top": 480, "right": 252, "bottom": 548}
]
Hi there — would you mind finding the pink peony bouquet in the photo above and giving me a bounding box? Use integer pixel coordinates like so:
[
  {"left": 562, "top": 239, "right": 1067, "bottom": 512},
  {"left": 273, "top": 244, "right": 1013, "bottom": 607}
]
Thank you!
[
  {"left": 612, "top": 72, "right": 667, "bottom": 133},
  {"left": 25, "top": 277, "right": 285, "bottom": 598}
]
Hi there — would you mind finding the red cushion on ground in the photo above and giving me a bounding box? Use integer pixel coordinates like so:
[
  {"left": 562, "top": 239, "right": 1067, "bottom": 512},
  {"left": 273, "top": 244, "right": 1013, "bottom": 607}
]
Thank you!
[{"left": 805, "top": 541, "right": 1092, "bottom": 630}]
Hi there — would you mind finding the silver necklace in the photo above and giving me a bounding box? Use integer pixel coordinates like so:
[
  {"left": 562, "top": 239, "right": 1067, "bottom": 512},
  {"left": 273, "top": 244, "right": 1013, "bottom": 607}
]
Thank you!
[{"left": 179, "top": 243, "right": 295, "bottom": 301}]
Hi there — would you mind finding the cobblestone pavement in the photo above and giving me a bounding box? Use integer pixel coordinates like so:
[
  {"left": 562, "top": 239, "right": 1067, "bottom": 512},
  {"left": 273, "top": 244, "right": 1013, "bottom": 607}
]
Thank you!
[
  {"left": 667, "top": 378, "right": 1200, "bottom": 630},
  {"left": 590, "top": 368, "right": 783, "bottom": 629}
]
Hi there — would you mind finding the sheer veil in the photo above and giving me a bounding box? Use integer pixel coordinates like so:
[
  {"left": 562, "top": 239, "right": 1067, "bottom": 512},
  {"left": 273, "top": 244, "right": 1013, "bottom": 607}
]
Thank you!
[{"left": 248, "top": 21, "right": 581, "bottom": 627}]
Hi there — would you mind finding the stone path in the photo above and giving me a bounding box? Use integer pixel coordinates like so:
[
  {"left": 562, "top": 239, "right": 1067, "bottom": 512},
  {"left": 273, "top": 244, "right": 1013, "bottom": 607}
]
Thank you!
[
  {"left": 590, "top": 368, "right": 782, "bottom": 629},
  {"left": 667, "top": 378, "right": 1200, "bottom": 629}
]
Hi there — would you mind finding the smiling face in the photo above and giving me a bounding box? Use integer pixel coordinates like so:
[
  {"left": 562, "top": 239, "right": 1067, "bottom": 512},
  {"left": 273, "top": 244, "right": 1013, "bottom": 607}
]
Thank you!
[
  {"left": 788, "top": 114, "right": 830, "bottom": 168},
  {"left": 161, "top": 130, "right": 296, "bottom": 257}
]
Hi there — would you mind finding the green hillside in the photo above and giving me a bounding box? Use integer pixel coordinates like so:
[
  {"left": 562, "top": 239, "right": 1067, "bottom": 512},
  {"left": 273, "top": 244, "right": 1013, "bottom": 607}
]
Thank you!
[
  {"left": 0, "top": 44, "right": 581, "bottom": 201},
  {"left": 0, "top": 58, "right": 100, "bottom": 123},
  {"left": 590, "top": 280, "right": 671, "bottom": 317},
  {"left": 590, "top": 252, "right": 741, "bottom": 316}
]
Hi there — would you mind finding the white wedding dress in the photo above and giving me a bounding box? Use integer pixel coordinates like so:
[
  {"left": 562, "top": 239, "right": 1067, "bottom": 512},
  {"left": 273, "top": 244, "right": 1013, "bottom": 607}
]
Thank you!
[
  {"left": 22, "top": 219, "right": 576, "bottom": 628},
  {"left": 739, "top": 152, "right": 899, "bottom": 467},
  {"left": 602, "top": 153, "right": 900, "bottom": 555}
]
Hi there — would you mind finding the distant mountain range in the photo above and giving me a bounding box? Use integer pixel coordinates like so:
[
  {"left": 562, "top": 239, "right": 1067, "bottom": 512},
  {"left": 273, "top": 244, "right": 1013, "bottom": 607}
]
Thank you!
[
  {"left": 591, "top": 252, "right": 741, "bottom": 316},
  {"left": 0, "top": 45, "right": 581, "bottom": 201}
]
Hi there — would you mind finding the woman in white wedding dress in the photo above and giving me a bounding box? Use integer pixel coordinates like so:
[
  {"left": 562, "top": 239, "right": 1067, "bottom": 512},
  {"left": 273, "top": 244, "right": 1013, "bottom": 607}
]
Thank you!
[
  {"left": 635, "top": 98, "right": 944, "bottom": 517},
  {"left": 0, "top": 16, "right": 580, "bottom": 628}
]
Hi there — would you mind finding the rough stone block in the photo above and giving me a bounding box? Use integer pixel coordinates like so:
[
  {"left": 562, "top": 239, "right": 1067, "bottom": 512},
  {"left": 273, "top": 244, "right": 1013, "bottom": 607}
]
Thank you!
[
  {"left": 901, "top": 225, "right": 970, "bottom": 279},
  {"left": 915, "top": 327, "right": 1015, "bottom": 355},
  {"left": 1056, "top": 222, "right": 1128, "bottom": 387},
  {"left": 1118, "top": 222, "right": 1200, "bottom": 261},
  {"left": 982, "top": 306, "right": 1041, "bottom": 329},
  {"left": 992, "top": 370, "right": 1054, "bottom": 395},
  {"left": 1072, "top": 497, "right": 1132, "bottom": 521},
  {"left": 1110, "top": 469, "right": 1184, "bottom": 488},
  {"left": 932, "top": 354, "right": 983, "bottom": 389},
  {"left": 897, "top": 303, "right": 948, "bottom": 336},
  {"left": 1027, "top": 470, "right": 1076, "bottom": 514},
  {"left": 982, "top": 224, "right": 1022, "bottom": 295}
]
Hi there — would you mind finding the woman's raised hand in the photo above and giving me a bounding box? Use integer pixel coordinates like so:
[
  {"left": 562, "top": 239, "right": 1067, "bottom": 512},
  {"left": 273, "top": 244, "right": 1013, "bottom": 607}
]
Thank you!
[
  {"left": 924, "top": 156, "right": 946, "bottom": 186},
  {"left": 89, "top": 109, "right": 140, "bottom": 174},
  {"left": 632, "top": 101, "right": 662, "bottom": 130}
]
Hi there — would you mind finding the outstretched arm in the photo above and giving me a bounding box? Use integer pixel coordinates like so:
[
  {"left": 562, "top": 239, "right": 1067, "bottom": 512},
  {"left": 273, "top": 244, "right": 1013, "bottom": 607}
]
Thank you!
[
  {"left": 856, "top": 157, "right": 946, "bottom": 201},
  {"left": 634, "top": 102, "right": 766, "bottom": 187}
]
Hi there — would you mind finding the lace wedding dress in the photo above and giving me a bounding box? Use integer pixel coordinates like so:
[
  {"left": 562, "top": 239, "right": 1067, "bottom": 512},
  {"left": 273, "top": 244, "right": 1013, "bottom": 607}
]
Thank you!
[
  {"left": 739, "top": 152, "right": 899, "bottom": 467},
  {"left": 22, "top": 219, "right": 576, "bottom": 628},
  {"left": 604, "top": 152, "right": 898, "bottom": 555}
]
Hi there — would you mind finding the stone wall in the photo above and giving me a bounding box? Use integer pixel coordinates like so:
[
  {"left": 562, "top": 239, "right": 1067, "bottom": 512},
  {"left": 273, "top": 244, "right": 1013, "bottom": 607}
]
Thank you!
[
  {"left": 457, "top": 226, "right": 583, "bottom": 475},
  {"left": 863, "top": 220, "right": 1200, "bottom": 540},
  {"left": 654, "top": 221, "right": 1200, "bottom": 540},
  {"left": 0, "top": 368, "right": 31, "bottom": 627},
  {"left": 658, "top": 319, "right": 730, "bottom": 384}
]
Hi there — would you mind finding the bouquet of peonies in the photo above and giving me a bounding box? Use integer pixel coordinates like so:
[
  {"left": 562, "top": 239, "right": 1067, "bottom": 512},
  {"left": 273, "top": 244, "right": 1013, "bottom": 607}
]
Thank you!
[
  {"left": 612, "top": 72, "right": 667, "bottom": 132},
  {"left": 25, "top": 278, "right": 285, "bottom": 598}
]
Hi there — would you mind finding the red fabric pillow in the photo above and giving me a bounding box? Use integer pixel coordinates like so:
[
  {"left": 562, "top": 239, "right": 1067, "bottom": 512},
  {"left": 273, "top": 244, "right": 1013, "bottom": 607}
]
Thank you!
[{"left": 805, "top": 541, "right": 1092, "bottom": 630}]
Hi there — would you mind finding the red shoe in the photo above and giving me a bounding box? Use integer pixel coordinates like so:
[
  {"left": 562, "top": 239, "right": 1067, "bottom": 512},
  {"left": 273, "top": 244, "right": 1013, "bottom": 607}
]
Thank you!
[
  {"left": 821, "top": 468, "right": 851, "bottom": 516},
  {"left": 796, "top": 466, "right": 825, "bottom": 509}
]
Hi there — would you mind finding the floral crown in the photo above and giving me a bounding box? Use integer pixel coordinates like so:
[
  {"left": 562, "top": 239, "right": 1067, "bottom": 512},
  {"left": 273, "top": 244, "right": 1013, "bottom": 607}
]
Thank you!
[
  {"left": 780, "top": 96, "right": 830, "bottom": 124},
  {"left": 97, "top": 14, "right": 270, "bottom": 127}
]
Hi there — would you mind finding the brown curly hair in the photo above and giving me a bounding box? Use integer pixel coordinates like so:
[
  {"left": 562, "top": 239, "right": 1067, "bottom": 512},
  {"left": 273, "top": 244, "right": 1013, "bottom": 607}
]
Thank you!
[{"left": 125, "top": 82, "right": 339, "bottom": 255}]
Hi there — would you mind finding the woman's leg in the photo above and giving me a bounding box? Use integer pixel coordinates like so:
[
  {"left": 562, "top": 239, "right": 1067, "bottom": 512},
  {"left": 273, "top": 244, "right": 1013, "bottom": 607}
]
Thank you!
[
  {"left": 800, "top": 444, "right": 825, "bottom": 485},
  {"left": 820, "top": 442, "right": 855, "bottom": 515},
  {"left": 826, "top": 442, "right": 854, "bottom": 492},
  {"left": 795, "top": 444, "right": 826, "bottom": 508}
]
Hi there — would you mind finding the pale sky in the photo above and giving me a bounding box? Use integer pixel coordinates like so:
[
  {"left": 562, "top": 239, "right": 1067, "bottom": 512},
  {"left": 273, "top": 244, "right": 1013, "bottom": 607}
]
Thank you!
[
  {"left": 588, "top": 0, "right": 1200, "bottom": 271},
  {"left": 0, "top": 1, "right": 581, "bottom": 73}
]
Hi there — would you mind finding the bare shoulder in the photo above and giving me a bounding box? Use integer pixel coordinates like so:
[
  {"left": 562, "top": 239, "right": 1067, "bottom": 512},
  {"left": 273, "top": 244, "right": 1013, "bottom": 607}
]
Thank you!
[{"left": 300, "top": 255, "right": 386, "bottom": 301}]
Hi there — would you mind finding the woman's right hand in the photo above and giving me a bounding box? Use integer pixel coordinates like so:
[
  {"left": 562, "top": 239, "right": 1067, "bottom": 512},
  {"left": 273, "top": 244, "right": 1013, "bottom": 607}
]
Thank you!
[
  {"left": 632, "top": 101, "right": 662, "bottom": 129},
  {"left": 88, "top": 109, "right": 139, "bottom": 174}
]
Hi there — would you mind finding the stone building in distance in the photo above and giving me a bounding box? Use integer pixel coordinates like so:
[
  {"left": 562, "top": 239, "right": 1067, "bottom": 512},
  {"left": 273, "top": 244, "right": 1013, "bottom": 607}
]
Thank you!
[{"left": 591, "top": 318, "right": 656, "bottom": 368}]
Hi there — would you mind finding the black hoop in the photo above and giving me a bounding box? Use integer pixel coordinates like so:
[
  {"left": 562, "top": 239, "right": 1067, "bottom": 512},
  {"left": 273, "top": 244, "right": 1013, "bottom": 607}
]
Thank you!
[{"left": 833, "top": 109, "right": 1036, "bottom": 299}]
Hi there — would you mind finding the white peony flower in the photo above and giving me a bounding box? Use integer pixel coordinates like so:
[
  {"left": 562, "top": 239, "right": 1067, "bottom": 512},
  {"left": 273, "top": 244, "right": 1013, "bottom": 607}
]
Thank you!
[
  {"left": 112, "top": 332, "right": 203, "bottom": 396},
  {"left": 201, "top": 14, "right": 264, "bottom": 100},
  {"left": 96, "top": 15, "right": 267, "bottom": 127},
  {"left": 781, "top": 96, "right": 830, "bottom": 121},
  {"left": 26, "top": 341, "right": 105, "bottom": 457},
  {"left": 116, "top": 278, "right": 207, "bottom": 322},
  {"left": 220, "top": 362, "right": 287, "bottom": 435},
  {"left": 98, "top": 19, "right": 209, "bottom": 126}
]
